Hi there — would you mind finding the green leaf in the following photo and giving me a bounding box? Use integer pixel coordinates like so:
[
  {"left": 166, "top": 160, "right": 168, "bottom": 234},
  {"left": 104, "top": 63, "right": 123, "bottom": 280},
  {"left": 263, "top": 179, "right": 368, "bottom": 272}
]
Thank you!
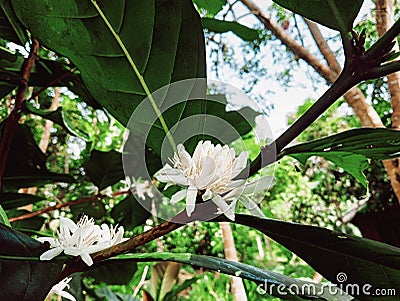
[
  {"left": 194, "top": 0, "right": 226, "bottom": 15},
  {"left": 83, "top": 150, "right": 124, "bottom": 190},
  {"left": 282, "top": 128, "right": 400, "bottom": 187},
  {"left": 163, "top": 274, "right": 203, "bottom": 301},
  {"left": 151, "top": 262, "right": 180, "bottom": 301},
  {"left": 272, "top": 0, "right": 363, "bottom": 31},
  {"left": 0, "top": 223, "right": 64, "bottom": 300},
  {"left": 226, "top": 214, "right": 400, "bottom": 300},
  {"left": 0, "top": 0, "right": 27, "bottom": 44},
  {"left": 1, "top": 123, "right": 74, "bottom": 189},
  {"left": 7, "top": 209, "right": 46, "bottom": 231},
  {"left": 84, "top": 259, "right": 137, "bottom": 285},
  {"left": 92, "top": 286, "right": 139, "bottom": 301},
  {"left": 202, "top": 18, "right": 261, "bottom": 41},
  {"left": 111, "top": 195, "right": 151, "bottom": 231},
  {"left": 116, "top": 252, "right": 351, "bottom": 301},
  {"left": 12, "top": 0, "right": 206, "bottom": 127},
  {"left": 0, "top": 204, "right": 10, "bottom": 226},
  {"left": 0, "top": 192, "right": 44, "bottom": 209}
]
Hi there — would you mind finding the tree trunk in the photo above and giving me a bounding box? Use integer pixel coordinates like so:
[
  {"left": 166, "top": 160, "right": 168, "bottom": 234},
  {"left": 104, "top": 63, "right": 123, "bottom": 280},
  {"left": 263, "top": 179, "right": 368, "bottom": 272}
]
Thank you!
[
  {"left": 376, "top": 0, "right": 400, "bottom": 203},
  {"left": 220, "top": 222, "right": 248, "bottom": 301}
]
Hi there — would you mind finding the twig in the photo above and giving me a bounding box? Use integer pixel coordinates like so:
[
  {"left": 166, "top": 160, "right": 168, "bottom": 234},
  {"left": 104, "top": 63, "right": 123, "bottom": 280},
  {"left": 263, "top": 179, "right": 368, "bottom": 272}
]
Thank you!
[
  {"left": 132, "top": 265, "right": 149, "bottom": 297},
  {"left": 0, "top": 39, "right": 39, "bottom": 188},
  {"left": 8, "top": 189, "right": 131, "bottom": 223}
]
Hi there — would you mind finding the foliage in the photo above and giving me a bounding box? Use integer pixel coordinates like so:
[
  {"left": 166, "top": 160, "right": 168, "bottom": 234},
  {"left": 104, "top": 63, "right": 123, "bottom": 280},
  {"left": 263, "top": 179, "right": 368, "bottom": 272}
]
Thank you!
[{"left": 0, "top": 0, "right": 400, "bottom": 301}]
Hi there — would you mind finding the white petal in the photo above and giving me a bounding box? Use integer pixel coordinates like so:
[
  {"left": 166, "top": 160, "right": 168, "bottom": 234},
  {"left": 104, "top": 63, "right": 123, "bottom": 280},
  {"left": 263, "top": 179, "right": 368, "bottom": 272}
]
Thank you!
[
  {"left": 60, "top": 216, "right": 78, "bottom": 232},
  {"left": 240, "top": 195, "right": 266, "bottom": 218},
  {"left": 80, "top": 252, "right": 94, "bottom": 266},
  {"left": 212, "top": 195, "right": 235, "bottom": 221},
  {"left": 60, "top": 291, "right": 76, "bottom": 301},
  {"left": 170, "top": 189, "right": 187, "bottom": 204},
  {"left": 197, "top": 156, "right": 216, "bottom": 189},
  {"left": 231, "top": 151, "right": 248, "bottom": 178},
  {"left": 40, "top": 247, "right": 63, "bottom": 261},
  {"left": 37, "top": 237, "right": 59, "bottom": 247},
  {"left": 64, "top": 246, "right": 81, "bottom": 256},
  {"left": 155, "top": 165, "right": 189, "bottom": 186},
  {"left": 177, "top": 144, "right": 192, "bottom": 168},
  {"left": 242, "top": 176, "right": 276, "bottom": 195},
  {"left": 185, "top": 186, "right": 198, "bottom": 216}
]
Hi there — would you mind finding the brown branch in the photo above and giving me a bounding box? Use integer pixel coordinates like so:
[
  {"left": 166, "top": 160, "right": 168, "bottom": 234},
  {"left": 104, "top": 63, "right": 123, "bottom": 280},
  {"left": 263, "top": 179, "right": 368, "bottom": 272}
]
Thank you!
[
  {"left": 9, "top": 190, "right": 131, "bottom": 223},
  {"left": 0, "top": 39, "right": 40, "bottom": 188},
  {"left": 303, "top": 18, "right": 342, "bottom": 75}
]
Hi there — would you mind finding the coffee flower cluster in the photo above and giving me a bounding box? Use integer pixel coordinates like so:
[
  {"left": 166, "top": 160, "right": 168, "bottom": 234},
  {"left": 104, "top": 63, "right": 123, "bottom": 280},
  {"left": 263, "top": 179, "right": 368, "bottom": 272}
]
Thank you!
[
  {"left": 155, "top": 141, "right": 275, "bottom": 220},
  {"left": 37, "top": 215, "right": 125, "bottom": 266}
]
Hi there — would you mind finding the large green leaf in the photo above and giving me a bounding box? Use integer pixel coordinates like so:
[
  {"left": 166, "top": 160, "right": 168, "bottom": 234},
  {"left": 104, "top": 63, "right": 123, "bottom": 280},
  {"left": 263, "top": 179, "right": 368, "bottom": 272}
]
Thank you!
[
  {"left": 0, "top": 192, "right": 44, "bottom": 209},
  {"left": 202, "top": 18, "right": 261, "bottom": 42},
  {"left": 12, "top": 0, "right": 206, "bottom": 127},
  {"left": 84, "top": 259, "right": 137, "bottom": 285},
  {"left": 151, "top": 262, "right": 180, "bottom": 301},
  {"left": 272, "top": 0, "right": 363, "bottom": 32},
  {"left": 282, "top": 128, "right": 400, "bottom": 188},
  {"left": 1, "top": 123, "right": 74, "bottom": 188},
  {"left": 0, "top": 0, "right": 27, "bottom": 44},
  {"left": 111, "top": 195, "right": 151, "bottom": 231},
  {"left": 0, "top": 223, "right": 64, "bottom": 300},
  {"left": 115, "top": 252, "right": 351, "bottom": 301},
  {"left": 226, "top": 214, "right": 400, "bottom": 300},
  {"left": 83, "top": 150, "right": 124, "bottom": 190}
]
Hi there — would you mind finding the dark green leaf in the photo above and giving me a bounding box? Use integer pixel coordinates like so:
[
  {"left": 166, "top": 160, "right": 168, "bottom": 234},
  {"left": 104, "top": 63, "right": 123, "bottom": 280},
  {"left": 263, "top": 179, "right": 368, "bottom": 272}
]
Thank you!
[
  {"left": 111, "top": 195, "right": 150, "bottom": 231},
  {"left": 0, "top": 223, "right": 64, "bottom": 300},
  {"left": 12, "top": 0, "right": 206, "bottom": 127},
  {"left": 282, "top": 128, "right": 400, "bottom": 187},
  {"left": 163, "top": 274, "right": 203, "bottom": 301},
  {"left": 8, "top": 209, "right": 45, "bottom": 231},
  {"left": 272, "top": 0, "right": 363, "bottom": 31},
  {"left": 84, "top": 259, "right": 137, "bottom": 285},
  {"left": 226, "top": 214, "right": 400, "bottom": 300},
  {"left": 84, "top": 150, "right": 124, "bottom": 190},
  {"left": 70, "top": 199, "right": 106, "bottom": 220},
  {"left": 0, "top": 192, "right": 44, "bottom": 209},
  {"left": 194, "top": 0, "right": 226, "bottom": 15},
  {"left": 1, "top": 123, "right": 74, "bottom": 189},
  {"left": 202, "top": 18, "right": 261, "bottom": 41},
  {"left": 116, "top": 252, "right": 350, "bottom": 301},
  {"left": 0, "top": 0, "right": 27, "bottom": 44}
]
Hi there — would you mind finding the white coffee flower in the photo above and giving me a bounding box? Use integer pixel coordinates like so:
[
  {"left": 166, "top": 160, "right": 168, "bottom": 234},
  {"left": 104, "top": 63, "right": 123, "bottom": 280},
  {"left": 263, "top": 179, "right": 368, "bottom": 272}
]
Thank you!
[
  {"left": 155, "top": 140, "right": 275, "bottom": 220},
  {"left": 47, "top": 277, "right": 76, "bottom": 301},
  {"left": 38, "top": 215, "right": 126, "bottom": 266}
]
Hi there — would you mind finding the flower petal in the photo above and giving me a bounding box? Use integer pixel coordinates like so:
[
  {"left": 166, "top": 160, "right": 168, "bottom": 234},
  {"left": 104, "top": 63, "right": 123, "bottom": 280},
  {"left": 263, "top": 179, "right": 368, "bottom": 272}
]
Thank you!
[
  {"left": 40, "top": 247, "right": 63, "bottom": 261},
  {"left": 240, "top": 195, "right": 266, "bottom": 218},
  {"left": 60, "top": 216, "right": 78, "bottom": 232},
  {"left": 170, "top": 189, "right": 187, "bottom": 205},
  {"left": 185, "top": 186, "right": 198, "bottom": 216},
  {"left": 202, "top": 189, "right": 213, "bottom": 201},
  {"left": 80, "top": 252, "right": 94, "bottom": 266},
  {"left": 212, "top": 195, "right": 235, "bottom": 221},
  {"left": 242, "top": 176, "right": 276, "bottom": 195},
  {"left": 59, "top": 291, "right": 77, "bottom": 301},
  {"left": 155, "top": 164, "right": 189, "bottom": 186},
  {"left": 231, "top": 151, "right": 248, "bottom": 178}
]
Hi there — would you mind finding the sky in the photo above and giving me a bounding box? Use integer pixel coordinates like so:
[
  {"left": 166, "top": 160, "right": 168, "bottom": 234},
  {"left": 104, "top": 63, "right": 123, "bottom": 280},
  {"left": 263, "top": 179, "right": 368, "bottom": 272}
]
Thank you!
[{"left": 207, "top": 0, "right": 374, "bottom": 139}]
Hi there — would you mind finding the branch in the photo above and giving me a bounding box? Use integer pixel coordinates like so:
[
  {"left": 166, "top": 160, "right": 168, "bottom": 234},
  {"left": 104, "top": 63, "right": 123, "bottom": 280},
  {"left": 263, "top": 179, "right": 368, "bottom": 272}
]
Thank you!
[
  {"left": 0, "top": 39, "right": 39, "bottom": 188},
  {"left": 8, "top": 190, "right": 131, "bottom": 223},
  {"left": 366, "top": 17, "right": 400, "bottom": 58},
  {"left": 248, "top": 66, "right": 358, "bottom": 176},
  {"left": 304, "top": 18, "right": 342, "bottom": 75}
]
